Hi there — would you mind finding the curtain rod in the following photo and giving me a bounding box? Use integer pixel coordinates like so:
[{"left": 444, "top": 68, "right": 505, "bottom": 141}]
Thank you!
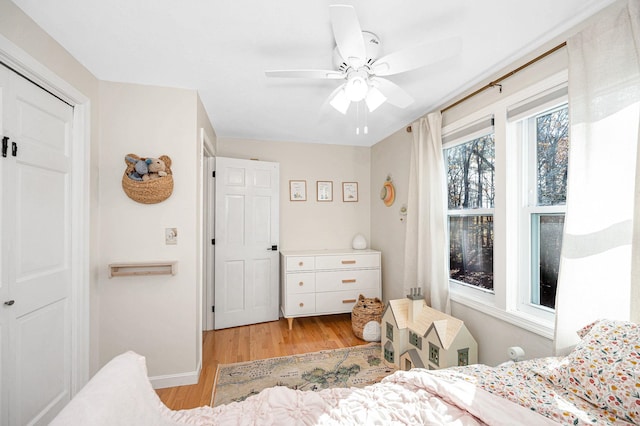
[{"left": 406, "top": 41, "right": 567, "bottom": 133}]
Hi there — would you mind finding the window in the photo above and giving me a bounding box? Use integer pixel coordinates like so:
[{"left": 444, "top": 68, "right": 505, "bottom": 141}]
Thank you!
[
  {"left": 443, "top": 73, "right": 568, "bottom": 337},
  {"left": 428, "top": 342, "right": 440, "bottom": 366},
  {"left": 520, "top": 104, "right": 568, "bottom": 310},
  {"left": 409, "top": 331, "right": 422, "bottom": 349},
  {"left": 445, "top": 120, "right": 495, "bottom": 291},
  {"left": 386, "top": 322, "right": 394, "bottom": 341},
  {"left": 457, "top": 348, "right": 469, "bottom": 366},
  {"left": 384, "top": 341, "right": 395, "bottom": 363}
]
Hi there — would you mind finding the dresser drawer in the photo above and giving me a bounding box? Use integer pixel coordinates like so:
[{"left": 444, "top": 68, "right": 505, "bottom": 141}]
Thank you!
[
  {"left": 316, "top": 288, "right": 382, "bottom": 314},
  {"left": 315, "top": 269, "right": 380, "bottom": 292},
  {"left": 315, "top": 253, "right": 380, "bottom": 270},
  {"left": 285, "top": 272, "right": 315, "bottom": 294},
  {"left": 285, "top": 293, "right": 316, "bottom": 315},
  {"left": 285, "top": 256, "right": 315, "bottom": 272}
]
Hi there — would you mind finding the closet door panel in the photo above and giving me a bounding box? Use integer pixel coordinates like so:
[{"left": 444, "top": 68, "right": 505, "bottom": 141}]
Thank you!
[{"left": 4, "top": 68, "right": 74, "bottom": 425}]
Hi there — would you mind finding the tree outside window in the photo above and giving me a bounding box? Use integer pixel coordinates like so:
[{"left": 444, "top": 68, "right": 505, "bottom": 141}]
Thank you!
[
  {"left": 445, "top": 134, "right": 495, "bottom": 290},
  {"left": 529, "top": 105, "right": 569, "bottom": 309}
]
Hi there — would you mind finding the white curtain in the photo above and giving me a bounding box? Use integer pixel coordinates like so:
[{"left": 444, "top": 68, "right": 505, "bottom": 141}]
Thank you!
[
  {"left": 403, "top": 112, "right": 450, "bottom": 313},
  {"left": 554, "top": 0, "right": 640, "bottom": 355}
]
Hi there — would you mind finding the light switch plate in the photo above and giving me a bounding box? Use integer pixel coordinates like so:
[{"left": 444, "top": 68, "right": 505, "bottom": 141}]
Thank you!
[{"left": 165, "top": 228, "right": 177, "bottom": 245}]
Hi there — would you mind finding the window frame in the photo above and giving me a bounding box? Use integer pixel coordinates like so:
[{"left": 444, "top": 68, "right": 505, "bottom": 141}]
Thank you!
[
  {"left": 513, "top": 101, "right": 568, "bottom": 321},
  {"left": 443, "top": 71, "right": 568, "bottom": 339},
  {"left": 444, "top": 117, "right": 496, "bottom": 293}
]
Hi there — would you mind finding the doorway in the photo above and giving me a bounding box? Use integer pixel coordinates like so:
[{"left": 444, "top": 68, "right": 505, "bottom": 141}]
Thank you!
[{"left": 213, "top": 157, "right": 280, "bottom": 329}]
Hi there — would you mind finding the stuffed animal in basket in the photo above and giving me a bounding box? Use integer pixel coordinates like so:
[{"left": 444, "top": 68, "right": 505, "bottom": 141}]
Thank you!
[
  {"left": 144, "top": 158, "right": 168, "bottom": 181},
  {"left": 352, "top": 294, "right": 384, "bottom": 342},
  {"left": 125, "top": 155, "right": 168, "bottom": 181}
]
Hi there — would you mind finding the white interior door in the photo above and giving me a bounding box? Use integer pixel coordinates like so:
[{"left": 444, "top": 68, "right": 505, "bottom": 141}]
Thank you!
[
  {"left": 0, "top": 65, "right": 74, "bottom": 425},
  {"left": 214, "top": 157, "right": 279, "bottom": 329}
]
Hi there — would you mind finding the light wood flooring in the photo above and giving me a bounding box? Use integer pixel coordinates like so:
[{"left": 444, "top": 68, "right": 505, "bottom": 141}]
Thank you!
[{"left": 156, "top": 313, "right": 366, "bottom": 410}]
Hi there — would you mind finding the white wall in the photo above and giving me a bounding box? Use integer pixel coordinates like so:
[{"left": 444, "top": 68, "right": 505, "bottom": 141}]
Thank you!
[
  {"left": 217, "top": 138, "right": 371, "bottom": 251},
  {"left": 98, "top": 81, "right": 201, "bottom": 380}
]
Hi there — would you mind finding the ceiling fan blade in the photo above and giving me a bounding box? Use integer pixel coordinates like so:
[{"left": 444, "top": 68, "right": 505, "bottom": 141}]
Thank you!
[
  {"left": 265, "top": 69, "right": 344, "bottom": 79},
  {"left": 329, "top": 5, "right": 366, "bottom": 68},
  {"left": 373, "top": 77, "right": 414, "bottom": 108},
  {"left": 372, "top": 37, "right": 462, "bottom": 76}
]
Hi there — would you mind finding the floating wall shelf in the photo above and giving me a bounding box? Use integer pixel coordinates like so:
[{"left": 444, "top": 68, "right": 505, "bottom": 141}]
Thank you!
[{"left": 109, "top": 261, "right": 177, "bottom": 278}]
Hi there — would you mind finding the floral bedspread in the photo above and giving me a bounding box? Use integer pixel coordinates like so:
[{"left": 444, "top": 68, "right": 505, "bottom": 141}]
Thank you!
[{"left": 429, "top": 358, "right": 634, "bottom": 425}]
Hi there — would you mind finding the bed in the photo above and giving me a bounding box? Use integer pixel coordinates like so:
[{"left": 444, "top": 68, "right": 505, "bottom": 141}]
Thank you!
[{"left": 51, "top": 319, "right": 639, "bottom": 425}]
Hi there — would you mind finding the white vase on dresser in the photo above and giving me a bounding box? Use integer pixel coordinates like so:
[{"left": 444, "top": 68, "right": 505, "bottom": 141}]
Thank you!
[{"left": 280, "top": 249, "right": 382, "bottom": 329}]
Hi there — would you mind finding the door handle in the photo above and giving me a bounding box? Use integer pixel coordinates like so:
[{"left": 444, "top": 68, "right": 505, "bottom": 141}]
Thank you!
[
  {"left": 2, "top": 137, "right": 7, "bottom": 157},
  {"left": 267, "top": 244, "right": 278, "bottom": 251},
  {"left": 11, "top": 141, "right": 17, "bottom": 157},
  {"left": 4, "top": 300, "right": 15, "bottom": 306}
]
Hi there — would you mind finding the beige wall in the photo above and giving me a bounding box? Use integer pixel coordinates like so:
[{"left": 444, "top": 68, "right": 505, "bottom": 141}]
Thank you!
[
  {"left": 98, "top": 81, "right": 202, "bottom": 379},
  {"left": 217, "top": 138, "right": 371, "bottom": 251},
  {"left": 370, "top": 130, "right": 412, "bottom": 302}
]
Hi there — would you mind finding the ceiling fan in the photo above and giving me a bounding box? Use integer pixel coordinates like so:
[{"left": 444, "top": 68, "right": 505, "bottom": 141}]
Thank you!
[{"left": 265, "top": 4, "right": 461, "bottom": 115}]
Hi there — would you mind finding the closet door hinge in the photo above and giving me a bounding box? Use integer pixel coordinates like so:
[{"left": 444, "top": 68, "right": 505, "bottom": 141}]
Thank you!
[
  {"left": 11, "top": 141, "right": 17, "bottom": 157},
  {"left": 211, "top": 238, "right": 215, "bottom": 245}
]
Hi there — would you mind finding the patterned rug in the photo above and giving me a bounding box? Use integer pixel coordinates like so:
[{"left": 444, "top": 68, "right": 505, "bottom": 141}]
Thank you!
[{"left": 211, "top": 343, "right": 395, "bottom": 407}]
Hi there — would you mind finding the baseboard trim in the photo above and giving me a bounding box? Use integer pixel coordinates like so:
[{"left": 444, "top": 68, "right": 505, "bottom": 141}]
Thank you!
[{"left": 149, "top": 362, "right": 202, "bottom": 389}]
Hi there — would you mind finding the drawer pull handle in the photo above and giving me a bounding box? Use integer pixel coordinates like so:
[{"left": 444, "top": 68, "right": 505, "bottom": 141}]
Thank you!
[
  {"left": 298, "top": 281, "right": 304, "bottom": 286},
  {"left": 342, "top": 279, "right": 356, "bottom": 284},
  {"left": 299, "top": 302, "right": 304, "bottom": 307},
  {"left": 342, "top": 299, "right": 357, "bottom": 304},
  {"left": 298, "top": 261, "right": 304, "bottom": 266},
  {"left": 341, "top": 260, "right": 356, "bottom": 264}
]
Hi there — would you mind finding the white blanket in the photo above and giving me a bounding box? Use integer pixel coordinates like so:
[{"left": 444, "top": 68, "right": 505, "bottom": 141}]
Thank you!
[
  {"left": 198, "top": 369, "right": 559, "bottom": 425},
  {"left": 52, "top": 352, "right": 559, "bottom": 426}
]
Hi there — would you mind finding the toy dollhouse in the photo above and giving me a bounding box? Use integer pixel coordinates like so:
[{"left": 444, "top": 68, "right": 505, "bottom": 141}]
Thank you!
[{"left": 381, "top": 288, "right": 477, "bottom": 370}]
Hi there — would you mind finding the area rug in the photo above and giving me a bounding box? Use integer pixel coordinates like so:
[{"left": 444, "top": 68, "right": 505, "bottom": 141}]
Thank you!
[{"left": 211, "top": 343, "right": 395, "bottom": 407}]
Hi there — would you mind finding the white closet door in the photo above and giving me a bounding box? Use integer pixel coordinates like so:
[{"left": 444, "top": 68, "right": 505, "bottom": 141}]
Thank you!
[
  {"left": 0, "top": 65, "right": 74, "bottom": 425},
  {"left": 214, "top": 157, "right": 279, "bottom": 329}
]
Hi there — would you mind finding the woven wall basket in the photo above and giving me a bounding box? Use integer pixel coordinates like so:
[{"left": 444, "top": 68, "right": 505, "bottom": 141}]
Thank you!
[
  {"left": 122, "top": 154, "right": 173, "bottom": 204},
  {"left": 351, "top": 295, "right": 384, "bottom": 340}
]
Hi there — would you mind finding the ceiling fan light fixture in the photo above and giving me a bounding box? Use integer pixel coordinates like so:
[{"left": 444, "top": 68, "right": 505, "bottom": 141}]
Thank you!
[
  {"left": 330, "top": 88, "right": 351, "bottom": 114},
  {"left": 365, "top": 86, "right": 387, "bottom": 112},
  {"left": 344, "top": 73, "right": 368, "bottom": 102}
]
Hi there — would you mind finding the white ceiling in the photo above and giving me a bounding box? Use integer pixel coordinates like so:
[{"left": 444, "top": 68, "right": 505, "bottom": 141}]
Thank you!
[{"left": 12, "top": 0, "right": 616, "bottom": 147}]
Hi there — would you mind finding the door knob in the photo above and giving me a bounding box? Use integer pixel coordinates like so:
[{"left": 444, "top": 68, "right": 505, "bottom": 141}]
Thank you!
[{"left": 4, "top": 300, "right": 15, "bottom": 306}]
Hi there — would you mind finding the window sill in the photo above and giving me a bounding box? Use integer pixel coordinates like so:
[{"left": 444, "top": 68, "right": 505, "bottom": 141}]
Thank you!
[{"left": 450, "top": 289, "right": 554, "bottom": 340}]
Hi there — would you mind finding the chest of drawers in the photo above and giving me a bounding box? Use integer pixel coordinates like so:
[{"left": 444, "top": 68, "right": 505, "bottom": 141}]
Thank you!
[{"left": 280, "top": 249, "right": 382, "bottom": 329}]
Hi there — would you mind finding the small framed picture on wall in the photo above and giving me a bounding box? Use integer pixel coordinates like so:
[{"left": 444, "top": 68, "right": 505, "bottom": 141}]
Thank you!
[
  {"left": 342, "top": 182, "right": 358, "bottom": 202},
  {"left": 289, "top": 180, "right": 307, "bottom": 201},
  {"left": 317, "top": 181, "right": 333, "bottom": 202}
]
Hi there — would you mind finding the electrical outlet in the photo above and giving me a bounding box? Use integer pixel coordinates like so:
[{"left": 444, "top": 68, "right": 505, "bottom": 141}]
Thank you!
[{"left": 165, "top": 228, "right": 177, "bottom": 245}]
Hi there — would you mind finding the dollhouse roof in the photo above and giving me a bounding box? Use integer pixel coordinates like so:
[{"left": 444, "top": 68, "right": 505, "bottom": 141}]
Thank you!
[{"left": 385, "top": 298, "right": 464, "bottom": 350}]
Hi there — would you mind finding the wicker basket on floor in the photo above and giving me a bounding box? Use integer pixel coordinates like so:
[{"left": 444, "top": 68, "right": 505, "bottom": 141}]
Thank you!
[
  {"left": 122, "top": 154, "right": 173, "bottom": 204},
  {"left": 351, "top": 294, "right": 384, "bottom": 341}
]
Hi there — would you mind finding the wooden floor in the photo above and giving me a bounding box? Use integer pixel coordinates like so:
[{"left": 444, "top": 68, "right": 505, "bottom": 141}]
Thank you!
[{"left": 156, "top": 313, "right": 366, "bottom": 410}]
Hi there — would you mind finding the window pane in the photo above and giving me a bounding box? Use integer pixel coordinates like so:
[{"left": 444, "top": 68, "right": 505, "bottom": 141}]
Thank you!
[
  {"left": 449, "top": 215, "right": 494, "bottom": 290},
  {"left": 536, "top": 107, "right": 569, "bottom": 206},
  {"left": 445, "top": 134, "right": 495, "bottom": 210},
  {"left": 532, "top": 214, "right": 564, "bottom": 309}
]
